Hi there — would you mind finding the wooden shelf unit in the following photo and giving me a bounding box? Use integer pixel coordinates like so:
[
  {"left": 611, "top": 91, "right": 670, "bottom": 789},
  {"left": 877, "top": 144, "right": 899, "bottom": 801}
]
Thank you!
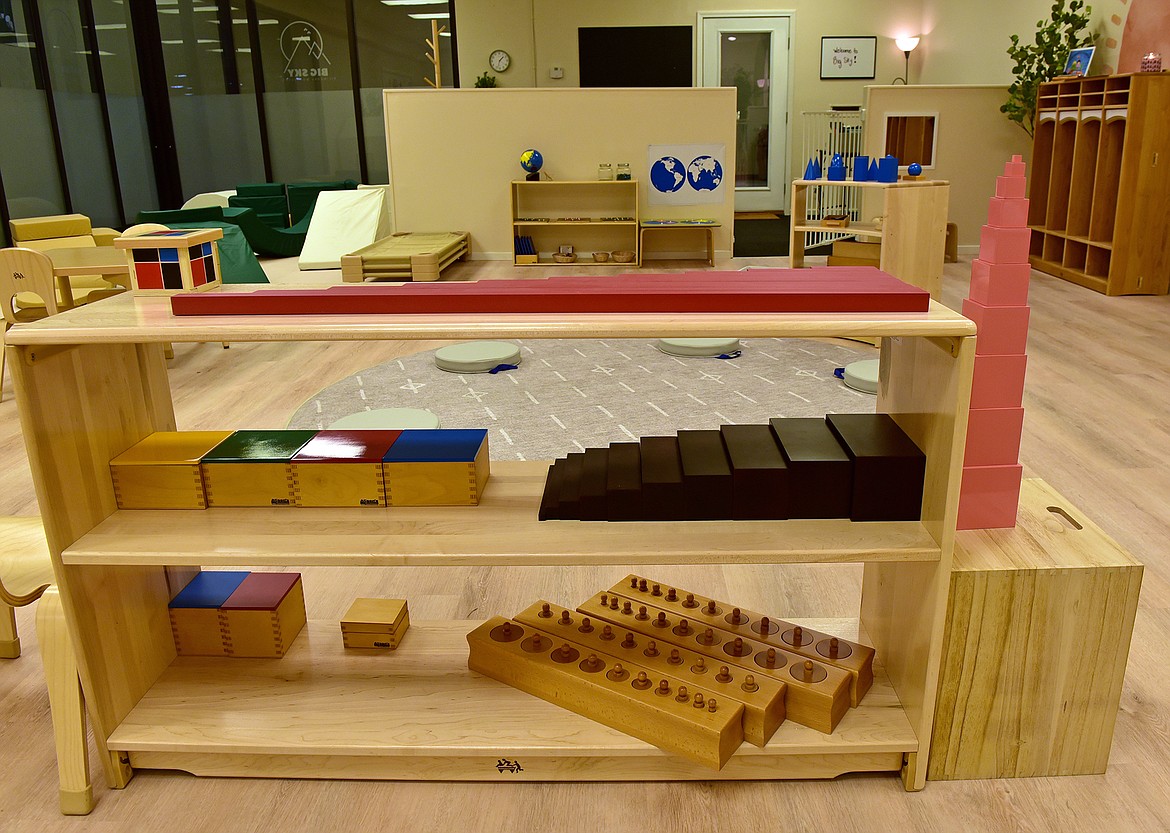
[
  {"left": 511, "top": 180, "right": 639, "bottom": 266},
  {"left": 6, "top": 291, "right": 975, "bottom": 792},
  {"left": 1028, "top": 73, "right": 1170, "bottom": 295},
  {"left": 790, "top": 179, "right": 950, "bottom": 299}
]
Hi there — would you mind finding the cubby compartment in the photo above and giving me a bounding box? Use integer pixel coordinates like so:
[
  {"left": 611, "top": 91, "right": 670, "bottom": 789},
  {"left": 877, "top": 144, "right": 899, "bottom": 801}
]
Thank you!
[
  {"left": 1067, "top": 117, "right": 1101, "bottom": 237},
  {"left": 1063, "top": 240, "right": 1088, "bottom": 272},
  {"left": 1042, "top": 233, "right": 1064, "bottom": 265},
  {"left": 1028, "top": 119, "right": 1056, "bottom": 225},
  {"left": 1029, "top": 229, "right": 1045, "bottom": 259},
  {"left": 1044, "top": 118, "right": 1078, "bottom": 231},
  {"left": 1089, "top": 117, "right": 1126, "bottom": 243},
  {"left": 1086, "top": 246, "right": 1112, "bottom": 279}
]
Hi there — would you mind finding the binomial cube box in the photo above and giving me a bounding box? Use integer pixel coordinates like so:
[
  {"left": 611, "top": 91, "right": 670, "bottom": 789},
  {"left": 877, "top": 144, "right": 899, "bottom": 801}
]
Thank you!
[
  {"left": 114, "top": 228, "right": 224, "bottom": 295},
  {"left": 201, "top": 430, "right": 317, "bottom": 507},
  {"left": 220, "top": 572, "right": 307, "bottom": 658},
  {"left": 290, "top": 430, "right": 401, "bottom": 508},
  {"left": 110, "top": 430, "right": 232, "bottom": 509},
  {"left": 383, "top": 429, "right": 490, "bottom": 506}
]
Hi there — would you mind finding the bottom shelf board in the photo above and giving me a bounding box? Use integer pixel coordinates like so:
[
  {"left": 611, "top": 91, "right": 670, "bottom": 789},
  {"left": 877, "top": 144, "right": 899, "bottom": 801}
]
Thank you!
[
  {"left": 1029, "top": 256, "right": 1109, "bottom": 293},
  {"left": 108, "top": 619, "right": 916, "bottom": 781}
]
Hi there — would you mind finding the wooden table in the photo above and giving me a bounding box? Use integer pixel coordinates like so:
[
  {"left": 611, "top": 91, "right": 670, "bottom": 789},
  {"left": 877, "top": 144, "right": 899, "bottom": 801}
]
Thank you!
[
  {"left": 639, "top": 222, "right": 720, "bottom": 267},
  {"left": 43, "top": 247, "right": 130, "bottom": 308}
]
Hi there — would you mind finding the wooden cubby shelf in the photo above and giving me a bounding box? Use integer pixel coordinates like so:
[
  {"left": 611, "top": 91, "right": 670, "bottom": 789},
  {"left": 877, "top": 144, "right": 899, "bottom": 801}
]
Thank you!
[
  {"left": 7, "top": 292, "right": 975, "bottom": 791},
  {"left": 1029, "top": 72, "right": 1170, "bottom": 295},
  {"left": 511, "top": 179, "right": 640, "bottom": 265}
]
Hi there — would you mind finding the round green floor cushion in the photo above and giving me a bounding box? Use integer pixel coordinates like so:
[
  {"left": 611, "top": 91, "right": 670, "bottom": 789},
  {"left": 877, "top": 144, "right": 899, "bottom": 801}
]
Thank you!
[
  {"left": 842, "top": 359, "right": 879, "bottom": 394},
  {"left": 434, "top": 342, "right": 522, "bottom": 373},
  {"left": 328, "top": 408, "right": 441, "bottom": 430},
  {"left": 656, "top": 337, "right": 742, "bottom": 357}
]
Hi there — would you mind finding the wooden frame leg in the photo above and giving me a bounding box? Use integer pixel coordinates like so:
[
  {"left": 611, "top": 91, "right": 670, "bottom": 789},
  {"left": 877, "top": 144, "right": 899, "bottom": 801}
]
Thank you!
[
  {"left": 35, "top": 588, "right": 95, "bottom": 816},
  {"left": 0, "top": 601, "right": 19, "bottom": 658}
]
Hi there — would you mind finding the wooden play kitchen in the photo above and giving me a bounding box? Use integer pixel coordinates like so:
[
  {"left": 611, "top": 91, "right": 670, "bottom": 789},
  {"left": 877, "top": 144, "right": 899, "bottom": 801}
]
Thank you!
[{"left": 4, "top": 283, "right": 1139, "bottom": 804}]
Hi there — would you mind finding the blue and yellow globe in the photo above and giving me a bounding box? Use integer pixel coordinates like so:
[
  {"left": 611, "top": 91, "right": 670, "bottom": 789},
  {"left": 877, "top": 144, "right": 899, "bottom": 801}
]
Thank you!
[{"left": 520, "top": 148, "right": 544, "bottom": 174}]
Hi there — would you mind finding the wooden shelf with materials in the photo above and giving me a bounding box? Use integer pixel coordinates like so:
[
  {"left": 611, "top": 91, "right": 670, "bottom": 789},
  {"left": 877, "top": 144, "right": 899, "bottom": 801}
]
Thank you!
[{"left": 7, "top": 291, "right": 974, "bottom": 793}]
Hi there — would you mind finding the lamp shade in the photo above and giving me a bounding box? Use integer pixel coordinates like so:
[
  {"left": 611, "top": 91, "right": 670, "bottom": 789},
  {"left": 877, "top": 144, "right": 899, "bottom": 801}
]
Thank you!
[{"left": 896, "top": 36, "right": 921, "bottom": 53}]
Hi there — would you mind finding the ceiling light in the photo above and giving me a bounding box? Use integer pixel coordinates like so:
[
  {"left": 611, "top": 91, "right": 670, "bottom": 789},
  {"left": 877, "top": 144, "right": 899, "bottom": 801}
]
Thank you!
[
  {"left": 382, "top": 1, "right": 447, "bottom": 5},
  {"left": 408, "top": 12, "right": 450, "bottom": 19}
]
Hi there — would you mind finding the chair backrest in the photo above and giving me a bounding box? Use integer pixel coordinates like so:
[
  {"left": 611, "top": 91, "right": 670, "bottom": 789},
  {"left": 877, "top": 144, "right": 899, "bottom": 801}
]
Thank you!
[
  {"left": 0, "top": 248, "right": 59, "bottom": 325},
  {"left": 121, "top": 223, "right": 171, "bottom": 238}
]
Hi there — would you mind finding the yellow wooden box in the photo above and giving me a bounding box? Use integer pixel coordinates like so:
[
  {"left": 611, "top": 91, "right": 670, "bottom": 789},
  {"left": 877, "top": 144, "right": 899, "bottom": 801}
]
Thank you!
[
  {"left": 341, "top": 598, "right": 409, "bottom": 650},
  {"left": 201, "top": 430, "right": 317, "bottom": 508},
  {"left": 220, "top": 573, "right": 307, "bottom": 659},
  {"left": 382, "top": 429, "right": 490, "bottom": 506},
  {"left": 930, "top": 479, "right": 1143, "bottom": 779},
  {"left": 110, "top": 431, "right": 233, "bottom": 510}
]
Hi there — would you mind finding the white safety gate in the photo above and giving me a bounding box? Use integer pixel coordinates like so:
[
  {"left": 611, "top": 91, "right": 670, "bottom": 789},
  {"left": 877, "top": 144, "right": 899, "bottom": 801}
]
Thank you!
[{"left": 799, "top": 109, "right": 866, "bottom": 249}]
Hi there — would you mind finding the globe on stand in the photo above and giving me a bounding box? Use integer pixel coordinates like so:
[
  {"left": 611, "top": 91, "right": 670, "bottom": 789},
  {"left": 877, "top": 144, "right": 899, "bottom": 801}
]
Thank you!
[{"left": 520, "top": 148, "right": 544, "bottom": 181}]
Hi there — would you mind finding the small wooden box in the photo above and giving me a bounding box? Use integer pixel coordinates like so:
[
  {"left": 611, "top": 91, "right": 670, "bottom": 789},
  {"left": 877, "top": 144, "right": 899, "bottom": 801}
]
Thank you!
[
  {"left": 341, "top": 598, "right": 409, "bottom": 649},
  {"left": 382, "top": 429, "right": 490, "bottom": 506},
  {"left": 291, "top": 430, "right": 401, "bottom": 507},
  {"left": 220, "top": 572, "right": 306, "bottom": 658},
  {"left": 110, "top": 431, "right": 233, "bottom": 509},
  {"left": 114, "top": 228, "right": 224, "bottom": 295},
  {"left": 202, "top": 430, "right": 317, "bottom": 507},
  {"left": 931, "top": 478, "right": 1143, "bottom": 779},
  {"left": 169, "top": 571, "right": 248, "bottom": 657}
]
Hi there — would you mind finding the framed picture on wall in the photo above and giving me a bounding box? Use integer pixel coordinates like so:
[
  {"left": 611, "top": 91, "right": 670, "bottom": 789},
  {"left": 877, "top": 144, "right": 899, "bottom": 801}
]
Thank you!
[{"left": 820, "top": 36, "right": 877, "bottom": 79}]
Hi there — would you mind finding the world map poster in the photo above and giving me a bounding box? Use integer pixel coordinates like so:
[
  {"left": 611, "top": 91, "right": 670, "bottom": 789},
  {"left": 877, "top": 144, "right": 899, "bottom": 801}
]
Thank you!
[{"left": 646, "top": 144, "right": 727, "bottom": 206}]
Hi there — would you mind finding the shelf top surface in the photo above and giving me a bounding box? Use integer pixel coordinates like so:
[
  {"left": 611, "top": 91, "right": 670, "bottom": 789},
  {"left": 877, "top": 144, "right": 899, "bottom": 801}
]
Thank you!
[
  {"left": 64, "top": 461, "right": 941, "bottom": 567},
  {"left": 7, "top": 286, "right": 974, "bottom": 345},
  {"left": 792, "top": 179, "right": 948, "bottom": 188}
]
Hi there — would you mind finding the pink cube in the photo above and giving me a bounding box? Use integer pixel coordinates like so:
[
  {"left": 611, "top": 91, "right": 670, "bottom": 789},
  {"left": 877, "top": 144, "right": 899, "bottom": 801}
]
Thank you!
[
  {"left": 996, "top": 175, "right": 1028, "bottom": 199},
  {"left": 962, "top": 298, "right": 1031, "bottom": 355},
  {"left": 1003, "top": 158, "right": 1027, "bottom": 177},
  {"left": 964, "top": 407, "right": 1025, "bottom": 467},
  {"left": 957, "top": 464, "right": 1024, "bottom": 529},
  {"left": 979, "top": 225, "right": 1032, "bottom": 264},
  {"left": 986, "top": 197, "right": 1030, "bottom": 228},
  {"left": 969, "top": 259, "right": 1031, "bottom": 306},
  {"left": 971, "top": 353, "right": 1027, "bottom": 409}
]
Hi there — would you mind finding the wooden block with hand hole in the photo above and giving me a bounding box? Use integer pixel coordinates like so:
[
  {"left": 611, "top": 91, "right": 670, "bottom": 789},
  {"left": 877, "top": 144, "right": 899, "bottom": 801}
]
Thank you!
[
  {"left": 109, "top": 431, "right": 233, "bottom": 509},
  {"left": 467, "top": 617, "right": 745, "bottom": 770},
  {"left": 930, "top": 478, "right": 1143, "bottom": 779},
  {"left": 290, "top": 430, "right": 401, "bottom": 507},
  {"left": 341, "top": 598, "right": 410, "bottom": 650},
  {"left": 113, "top": 228, "right": 223, "bottom": 295},
  {"left": 513, "top": 600, "right": 787, "bottom": 747},
  {"left": 220, "top": 572, "right": 306, "bottom": 658},
  {"left": 576, "top": 593, "right": 851, "bottom": 733},
  {"left": 201, "top": 430, "right": 317, "bottom": 507},
  {"left": 168, "top": 571, "right": 248, "bottom": 657},
  {"left": 382, "top": 429, "right": 489, "bottom": 506},
  {"left": 613, "top": 574, "right": 875, "bottom": 707}
]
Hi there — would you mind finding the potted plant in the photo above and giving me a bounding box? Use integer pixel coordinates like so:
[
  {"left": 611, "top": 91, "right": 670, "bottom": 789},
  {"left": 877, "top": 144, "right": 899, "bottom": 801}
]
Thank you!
[
  {"left": 474, "top": 71, "right": 498, "bottom": 88},
  {"left": 1001, "top": 0, "right": 1094, "bottom": 137}
]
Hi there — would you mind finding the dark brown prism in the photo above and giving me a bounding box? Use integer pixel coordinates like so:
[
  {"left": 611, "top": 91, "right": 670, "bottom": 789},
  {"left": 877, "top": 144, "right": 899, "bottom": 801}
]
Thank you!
[
  {"left": 578, "top": 448, "right": 609, "bottom": 521},
  {"left": 538, "top": 460, "right": 564, "bottom": 520},
  {"left": 825, "top": 413, "right": 926, "bottom": 521},
  {"left": 557, "top": 452, "right": 586, "bottom": 520},
  {"left": 719, "top": 424, "right": 789, "bottom": 520},
  {"left": 769, "top": 417, "right": 853, "bottom": 519},
  {"left": 606, "top": 442, "right": 643, "bottom": 520},
  {"left": 677, "top": 430, "right": 733, "bottom": 520},
  {"left": 640, "top": 436, "right": 685, "bottom": 520}
]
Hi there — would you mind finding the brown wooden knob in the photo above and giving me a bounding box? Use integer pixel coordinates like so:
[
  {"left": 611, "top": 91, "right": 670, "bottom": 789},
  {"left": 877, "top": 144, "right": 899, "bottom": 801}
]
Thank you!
[{"left": 539, "top": 603, "right": 552, "bottom": 618}]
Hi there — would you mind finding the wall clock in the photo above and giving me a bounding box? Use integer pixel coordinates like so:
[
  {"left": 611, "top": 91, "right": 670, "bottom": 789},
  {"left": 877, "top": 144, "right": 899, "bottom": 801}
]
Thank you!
[{"left": 489, "top": 49, "right": 511, "bottom": 72}]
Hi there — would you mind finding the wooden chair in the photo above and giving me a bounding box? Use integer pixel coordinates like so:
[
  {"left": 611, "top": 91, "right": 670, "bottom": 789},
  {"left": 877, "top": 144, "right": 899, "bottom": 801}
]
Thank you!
[
  {"left": 0, "top": 518, "right": 93, "bottom": 814},
  {"left": 0, "top": 247, "right": 60, "bottom": 403}
]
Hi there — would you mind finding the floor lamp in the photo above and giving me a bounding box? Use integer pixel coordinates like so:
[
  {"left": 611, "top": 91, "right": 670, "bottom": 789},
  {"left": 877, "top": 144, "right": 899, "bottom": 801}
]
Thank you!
[{"left": 893, "top": 36, "right": 920, "bottom": 84}]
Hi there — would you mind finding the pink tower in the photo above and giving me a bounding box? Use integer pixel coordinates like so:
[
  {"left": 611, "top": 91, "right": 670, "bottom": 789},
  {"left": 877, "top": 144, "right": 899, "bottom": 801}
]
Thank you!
[{"left": 956, "top": 155, "right": 1031, "bottom": 529}]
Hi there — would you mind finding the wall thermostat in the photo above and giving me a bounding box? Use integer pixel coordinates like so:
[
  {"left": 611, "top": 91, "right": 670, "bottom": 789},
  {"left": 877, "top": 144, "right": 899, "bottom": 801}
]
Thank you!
[{"left": 549, "top": 65, "right": 564, "bottom": 79}]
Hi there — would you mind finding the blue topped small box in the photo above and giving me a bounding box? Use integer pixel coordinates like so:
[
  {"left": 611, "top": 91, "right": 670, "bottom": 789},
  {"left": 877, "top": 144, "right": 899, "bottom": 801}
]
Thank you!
[
  {"left": 382, "top": 429, "right": 490, "bottom": 505},
  {"left": 168, "top": 571, "right": 248, "bottom": 656}
]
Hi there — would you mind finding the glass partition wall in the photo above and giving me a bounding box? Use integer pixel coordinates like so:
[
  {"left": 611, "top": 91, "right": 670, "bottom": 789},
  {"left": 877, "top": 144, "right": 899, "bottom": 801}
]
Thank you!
[{"left": 0, "top": 0, "right": 456, "bottom": 240}]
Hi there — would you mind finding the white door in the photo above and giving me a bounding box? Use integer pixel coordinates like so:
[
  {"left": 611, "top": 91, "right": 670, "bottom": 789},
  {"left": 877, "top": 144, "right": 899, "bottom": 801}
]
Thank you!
[{"left": 698, "top": 13, "right": 791, "bottom": 212}]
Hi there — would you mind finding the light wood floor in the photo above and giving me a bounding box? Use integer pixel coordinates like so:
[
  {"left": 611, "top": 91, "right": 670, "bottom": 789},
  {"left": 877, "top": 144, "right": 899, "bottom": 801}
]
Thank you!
[{"left": 1, "top": 255, "right": 1168, "bottom": 831}]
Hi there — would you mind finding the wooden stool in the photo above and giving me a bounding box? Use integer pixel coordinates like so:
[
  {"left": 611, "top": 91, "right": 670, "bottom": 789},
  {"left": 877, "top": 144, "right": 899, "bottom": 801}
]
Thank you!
[
  {"left": 639, "top": 222, "right": 719, "bottom": 266},
  {"left": 328, "top": 408, "right": 441, "bottom": 430}
]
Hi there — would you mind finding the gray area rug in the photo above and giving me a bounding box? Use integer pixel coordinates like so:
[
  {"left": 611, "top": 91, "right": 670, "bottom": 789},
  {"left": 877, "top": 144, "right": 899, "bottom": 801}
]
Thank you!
[{"left": 289, "top": 338, "right": 877, "bottom": 461}]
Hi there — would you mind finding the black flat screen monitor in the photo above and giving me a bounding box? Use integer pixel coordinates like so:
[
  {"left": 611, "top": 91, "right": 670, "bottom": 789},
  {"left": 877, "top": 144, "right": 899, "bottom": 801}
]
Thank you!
[{"left": 578, "top": 26, "right": 693, "bottom": 87}]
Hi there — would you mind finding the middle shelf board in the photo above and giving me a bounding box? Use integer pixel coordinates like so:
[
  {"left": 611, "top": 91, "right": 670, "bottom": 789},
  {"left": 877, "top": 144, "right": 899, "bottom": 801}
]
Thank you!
[
  {"left": 792, "top": 223, "right": 884, "bottom": 239},
  {"left": 64, "top": 461, "right": 941, "bottom": 566},
  {"left": 513, "top": 220, "right": 638, "bottom": 227},
  {"left": 107, "top": 619, "right": 917, "bottom": 781}
]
